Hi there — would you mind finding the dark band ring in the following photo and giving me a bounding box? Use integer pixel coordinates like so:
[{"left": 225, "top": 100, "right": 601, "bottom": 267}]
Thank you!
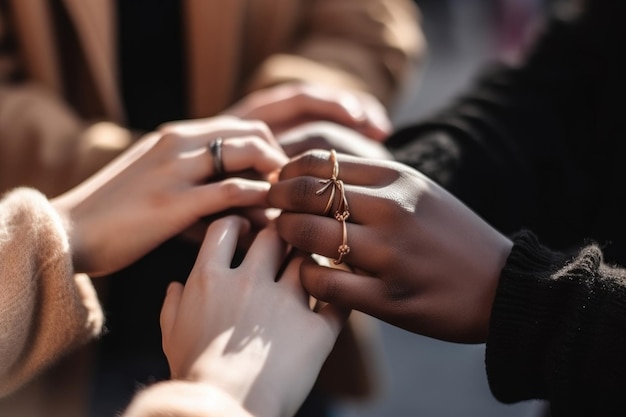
[{"left": 209, "top": 137, "right": 224, "bottom": 177}]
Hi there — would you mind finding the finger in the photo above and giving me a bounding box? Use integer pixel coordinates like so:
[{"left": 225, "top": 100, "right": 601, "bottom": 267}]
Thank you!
[
  {"left": 268, "top": 178, "right": 380, "bottom": 224},
  {"left": 278, "top": 150, "right": 399, "bottom": 185},
  {"left": 275, "top": 212, "right": 388, "bottom": 272},
  {"left": 240, "top": 222, "right": 289, "bottom": 279},
  {"left": 220, "top": 136, "right": 288, "bottom": 175},
  {"left": 186, "top": 178, "right": 271, "bottom": 219},
  {"left": 231, "top": 84, "right": 370, "bottom": 130},
  {"left": 161, "top": 116, "right": 279, "bottom": 150},
  {"left": 180, "top": 136, "right": 286, "bottom": 181},
  {"left": 195, "top": 215, "right": 250, "bottom": 266},
  {"left": 160, "top": 281, "right": 184, "bottom": 339},
  {"left": 299, "top": 257, "right": 351, "bottom": 333},
  {"left": 279, "top": 133, "right": 334, "bottom": 158},
  {"left": 231, "top": 207, "right": 275, "bottom": 230},
  {"left": 278, "top": 129, "right": 393, "bottom": 161},
  {"left": 300, "top": 261, "right": 387, "bottom": 321},
  {"left": 275, "top": 252, "right": 310, "bottom": 303},
  {"left": 317, "top": 302, "right": 352, "bottom": 337},
  {"left": 354, "top": 95, "right": 392, "bottom": 141}
]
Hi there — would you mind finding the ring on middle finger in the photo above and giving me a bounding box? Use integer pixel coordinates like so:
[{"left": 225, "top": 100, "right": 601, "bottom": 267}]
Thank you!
[{"left": 208, "top": 137, "right": 225, "bottom": 178}]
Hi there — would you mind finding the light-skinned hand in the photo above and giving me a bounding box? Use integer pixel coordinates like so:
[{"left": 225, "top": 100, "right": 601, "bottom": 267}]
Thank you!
[
  {"left": 268, "top": 150, "right": 513, "bottom": 343},
  {"left": 277, "top": 121, "right": 393, "bottom": 160},
  {"left": 224, "top": 82, "right": 391, "bottom": 142},
  {"left": 52, "top": 116, "right": 288, "bottom": 276},
  {"left": 160, "top": 216, "right": 349, "bottom": 417}
]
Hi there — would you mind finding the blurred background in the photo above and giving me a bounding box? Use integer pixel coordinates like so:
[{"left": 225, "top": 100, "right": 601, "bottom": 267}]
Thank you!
[{"left": 334, "top": 1, "right": 548, "bottom": 416}]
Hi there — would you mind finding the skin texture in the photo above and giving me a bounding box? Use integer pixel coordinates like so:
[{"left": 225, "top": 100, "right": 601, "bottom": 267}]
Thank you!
[
  {"left": 51, "top": 116, "right": 288, "bottom": 277},
  {"left": 160, "top": 217, "right": 349, "bottom": 417},
  {"left": 49, "top": 82, "right": 394, "bottom": 277},
  {"left": 268, "top": 150, "right": 514, "bottom": 343},
  {"left": 277, "top": 121, "right": 394, "bottom": 160},
  {"left": 224, "top": 82, "right": 392, "bottom": 142}
]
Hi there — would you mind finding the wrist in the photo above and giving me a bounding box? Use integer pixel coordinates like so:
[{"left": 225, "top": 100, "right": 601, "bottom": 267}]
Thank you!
[{"left": 51, "top": 192, "right": 87, "bottom": 274}]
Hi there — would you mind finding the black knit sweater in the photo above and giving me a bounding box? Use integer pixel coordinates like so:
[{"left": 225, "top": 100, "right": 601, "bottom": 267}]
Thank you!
[
  {"left": 489, "top": 231, "right": 626, "bottom": 415},
  {"left": 386, "top": 0, "right": 626, "bottom": 414},
  {"left": 388, "top": 0, "right": 626, "bottom": 263}
]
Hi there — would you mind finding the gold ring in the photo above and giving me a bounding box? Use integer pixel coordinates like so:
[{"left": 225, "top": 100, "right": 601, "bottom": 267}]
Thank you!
[
  {"left": 335, "top": 214, "right": 351, "bottom": 265},
  {"left": 314, "top": 150, "right": 351, "bottom": 264},
  {"left": 333, "top": 180, "right": 350, "bottom": 265},
  {"left": 315, "top": 149, "right": 340, "bottom": 215}
]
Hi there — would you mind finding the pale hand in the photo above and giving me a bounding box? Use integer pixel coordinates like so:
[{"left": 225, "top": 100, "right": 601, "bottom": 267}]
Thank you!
[
  {"left": 161, "top": 216, "right": 349, "bottom": 417},
  {"left": 52, "top": 116, "right": 288, "bottom": 276},
  {"left": 224, "top": 82, "right": 391, "bottom": 142},
  {"left": 277, "top": 121, "right": 393, "bottom": 160}
]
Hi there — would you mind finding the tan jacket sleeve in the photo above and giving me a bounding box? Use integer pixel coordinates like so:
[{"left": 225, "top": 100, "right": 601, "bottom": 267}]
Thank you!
[
  {"left": 0, "top": 188, "right": 103, "bottom": 397},
  {"left": 122, "top": 381, "right": 253, "bottom": 417},
  {"left": 0, "top": 7, "right": 132, "bottom": 197},
  {"left": 0, "top": 85, "right": 134, "bottom": 198},
  {"left": 246, "top": 0, "right": 425, "bottom": 106}
]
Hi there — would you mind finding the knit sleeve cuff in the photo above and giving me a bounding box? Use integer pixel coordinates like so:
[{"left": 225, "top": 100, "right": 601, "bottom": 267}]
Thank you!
[
  {"left": 485, "top": 230, "right": 577, "bottom": 403},
  {"left": 122, "top": 381, "right": 253, "bottom": 417},
  {"left": 0, "top": 188, "right": 103, "bottom": 396}
]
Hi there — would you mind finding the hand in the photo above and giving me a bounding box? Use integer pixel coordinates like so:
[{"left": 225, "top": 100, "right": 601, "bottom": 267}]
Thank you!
[
  {"left": 277, "top": 121, "right": 393, "bottom": 160},
  {"left": 160, "top": 216, "right": 349, "bottom": 417},
  {"left": 268, "top": 150, "right": 514, "bottom": 343},
  {"left": 52, "top": 116, "right": 288, "bottom": 276},
  {"left": 224, "top": 82, "right": 391, "bottom": 142}
]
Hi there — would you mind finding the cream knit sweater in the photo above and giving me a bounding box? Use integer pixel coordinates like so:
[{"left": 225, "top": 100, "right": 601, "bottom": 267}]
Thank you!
[
  {"left": 0, "top": 188, "right": 251, "bottom": 417},
  {"left": 0, "top": 188, "right": 103, "bottom": 396}
]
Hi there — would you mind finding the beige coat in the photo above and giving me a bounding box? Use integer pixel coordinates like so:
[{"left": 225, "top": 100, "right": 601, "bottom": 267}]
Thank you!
[{"left": 0, "top": 0, "right": 423, "bottom": 197}]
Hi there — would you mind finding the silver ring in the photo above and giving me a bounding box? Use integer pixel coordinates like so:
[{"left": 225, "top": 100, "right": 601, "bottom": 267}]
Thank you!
[{"left": 209, "top": 137, "right": 224, "bottom": 177}]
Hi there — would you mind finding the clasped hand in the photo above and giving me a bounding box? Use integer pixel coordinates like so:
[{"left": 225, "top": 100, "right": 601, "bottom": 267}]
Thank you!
[{"left": 269, "top": 150, "right": 514, "bottom": 343}]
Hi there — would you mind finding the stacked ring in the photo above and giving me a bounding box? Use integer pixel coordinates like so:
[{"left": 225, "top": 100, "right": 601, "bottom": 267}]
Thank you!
[
  {"left": 315, "top": 149, "right": 340, "bottom": 215},
  {"left": 315, "top": 149, "right": 351, "bottom": 265}
]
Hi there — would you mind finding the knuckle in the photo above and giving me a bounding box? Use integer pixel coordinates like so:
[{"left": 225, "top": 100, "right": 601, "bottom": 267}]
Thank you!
[
  {"left": 247, "top": 120, "right": 272, "bottom": 141},
  {"left": 302, "top": 262, "right": 339, "bottom": 301},
  {"left": 217, "top": 178, "right": 244, "bottom": 201},
  {"left": 157, "top": 121, "right": 177, "bottom": 133},
  {"left": 156, "top": 131, "right": 183, "bottom": 151},
  {"left": 282, "top": 215, "right": 324, "bottom": 251},
  {"left": 215, "top": 115, "right": 238, "bottom": 124},
  {"left": 383, "top": 280, "right": 412, "bottom": 303},
  {"left": 247, "top": 136, "right": 270, "bottom": 154},
  {"left": 315, "top": 273, "right": 340, "bottom": 303},
  {"left": 288, "top": 177, "right": 318, "bottom": 209},
  {"left": 299, "top": 150, "right": 328, "bottom": 174}
]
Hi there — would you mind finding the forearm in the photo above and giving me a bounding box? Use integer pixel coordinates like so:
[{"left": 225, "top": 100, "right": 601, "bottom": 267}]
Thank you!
[
  {"left": 245, "top": 0, "right": 424, "bottom": 106},
  {"left": 0, "top": 188, "right": 103, "bottom": 397},
  {"left": 486, "top": 231, "right": 626, "bottom": 416}
]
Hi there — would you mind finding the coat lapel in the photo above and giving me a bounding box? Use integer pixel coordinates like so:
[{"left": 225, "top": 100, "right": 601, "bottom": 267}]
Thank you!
[
  {"left": 61, "top": 0, "right": 124, "bottom": 122},
  {"left": 184, "top": 0, "right": 246, "bottom": 118},
  {"left": 9, "top": 0, "right": 62, "bottom": 94}
]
